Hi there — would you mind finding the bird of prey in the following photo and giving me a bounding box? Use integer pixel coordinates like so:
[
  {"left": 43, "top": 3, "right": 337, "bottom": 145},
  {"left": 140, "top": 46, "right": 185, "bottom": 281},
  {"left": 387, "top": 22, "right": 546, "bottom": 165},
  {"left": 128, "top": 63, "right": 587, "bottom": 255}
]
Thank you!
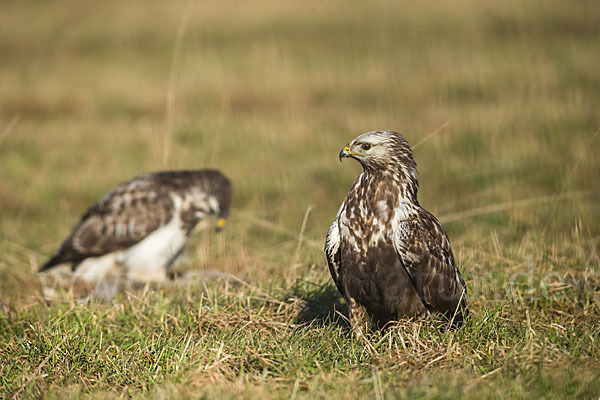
[
  {"left": 39, "top": 169, "right": 232, "bottom": 283},
  {"left": 325, "top": 130, "right": 467, "bottom": 338}
]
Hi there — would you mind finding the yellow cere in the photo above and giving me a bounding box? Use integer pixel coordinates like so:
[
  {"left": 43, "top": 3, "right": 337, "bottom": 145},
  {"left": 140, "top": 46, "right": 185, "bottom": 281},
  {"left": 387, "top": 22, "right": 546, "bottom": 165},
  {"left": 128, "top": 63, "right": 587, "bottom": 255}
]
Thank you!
[
  {"left": 217, "top": 218, "right": 227, "bottom": 227},
  {"left": 345, "top": 145, "right": 365, "bottom": 157}
]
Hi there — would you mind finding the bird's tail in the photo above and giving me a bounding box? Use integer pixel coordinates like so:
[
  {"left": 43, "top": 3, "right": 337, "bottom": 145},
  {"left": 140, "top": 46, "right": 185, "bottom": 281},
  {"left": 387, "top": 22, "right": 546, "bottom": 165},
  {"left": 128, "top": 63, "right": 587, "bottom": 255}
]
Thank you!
[{"left": 38, "top": 253, "right": 65, "bottom": 273}]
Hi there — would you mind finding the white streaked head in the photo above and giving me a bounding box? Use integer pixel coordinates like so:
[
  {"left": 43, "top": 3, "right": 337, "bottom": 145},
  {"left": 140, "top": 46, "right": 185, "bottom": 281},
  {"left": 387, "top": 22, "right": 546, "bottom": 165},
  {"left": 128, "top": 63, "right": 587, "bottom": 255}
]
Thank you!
[{"left": 339, "top": 130, "right": 416, "bottom": 175}]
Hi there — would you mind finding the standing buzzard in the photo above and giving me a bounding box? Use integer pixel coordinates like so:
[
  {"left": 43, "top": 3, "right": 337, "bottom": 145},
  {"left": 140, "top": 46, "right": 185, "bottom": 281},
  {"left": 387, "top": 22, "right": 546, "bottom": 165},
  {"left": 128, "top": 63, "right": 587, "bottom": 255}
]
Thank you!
[
  {"left": 325, "top": 130, "right": 467, "bottom": 337},
  {"left": 39, "top": 169, "right": 232, "bottom": 283}
]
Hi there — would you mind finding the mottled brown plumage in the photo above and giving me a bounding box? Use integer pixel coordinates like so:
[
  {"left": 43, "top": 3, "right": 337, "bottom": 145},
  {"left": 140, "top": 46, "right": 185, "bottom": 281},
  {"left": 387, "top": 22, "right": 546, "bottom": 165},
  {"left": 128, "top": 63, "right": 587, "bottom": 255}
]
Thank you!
[
  {"left": 325, "top": 130, "right": 467, "bottom": 336},
  {"left": 40, "top": 170, "right": 232, "bottom": 282}
]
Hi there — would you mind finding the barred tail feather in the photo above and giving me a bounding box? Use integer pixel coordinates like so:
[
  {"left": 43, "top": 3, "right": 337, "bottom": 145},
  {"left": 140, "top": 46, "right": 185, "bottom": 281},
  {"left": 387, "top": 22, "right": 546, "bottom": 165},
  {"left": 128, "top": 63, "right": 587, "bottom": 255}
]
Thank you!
[{"left": 38, "top": 253, "right": 66, "bottom": 273}]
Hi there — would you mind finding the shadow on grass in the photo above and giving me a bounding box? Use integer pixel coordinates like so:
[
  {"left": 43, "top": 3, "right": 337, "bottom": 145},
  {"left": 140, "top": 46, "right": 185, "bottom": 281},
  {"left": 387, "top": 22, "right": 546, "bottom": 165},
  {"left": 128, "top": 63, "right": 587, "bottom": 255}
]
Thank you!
[{"left": 289, "top": 280, "right": 350, "bottom": 329}]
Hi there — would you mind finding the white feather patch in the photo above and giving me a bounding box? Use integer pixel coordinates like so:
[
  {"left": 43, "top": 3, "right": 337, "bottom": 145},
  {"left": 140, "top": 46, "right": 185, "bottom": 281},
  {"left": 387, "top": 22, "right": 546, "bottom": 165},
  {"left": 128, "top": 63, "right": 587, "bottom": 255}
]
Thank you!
[
  {"left": 74, "top": 253, "right": 120, "bottom": 283},
  {"left": 120, "top": 197, "right": 188, "bottom": 282}
]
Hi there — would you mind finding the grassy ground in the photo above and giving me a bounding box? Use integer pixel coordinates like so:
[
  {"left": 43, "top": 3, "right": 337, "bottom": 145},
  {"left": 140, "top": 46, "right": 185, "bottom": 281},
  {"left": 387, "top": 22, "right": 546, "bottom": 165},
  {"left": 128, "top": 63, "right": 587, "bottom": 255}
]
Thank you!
[{"left": 1, "top": 0, "right": 599, "bottom": 398}]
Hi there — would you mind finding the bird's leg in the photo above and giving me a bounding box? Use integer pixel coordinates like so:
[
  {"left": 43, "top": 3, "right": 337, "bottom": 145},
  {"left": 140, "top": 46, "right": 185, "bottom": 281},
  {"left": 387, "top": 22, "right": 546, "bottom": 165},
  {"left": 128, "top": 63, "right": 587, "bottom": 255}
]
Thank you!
[{"left": 347, "top": 297, "right": 377, "bottom": 355}]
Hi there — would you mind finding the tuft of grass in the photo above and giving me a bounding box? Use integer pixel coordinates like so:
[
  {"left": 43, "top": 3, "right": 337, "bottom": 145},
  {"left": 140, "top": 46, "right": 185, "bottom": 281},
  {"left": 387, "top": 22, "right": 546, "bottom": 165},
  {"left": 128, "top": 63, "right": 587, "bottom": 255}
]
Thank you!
[{"left": 1, "top": 0, "right": 599, "bottom": 398}]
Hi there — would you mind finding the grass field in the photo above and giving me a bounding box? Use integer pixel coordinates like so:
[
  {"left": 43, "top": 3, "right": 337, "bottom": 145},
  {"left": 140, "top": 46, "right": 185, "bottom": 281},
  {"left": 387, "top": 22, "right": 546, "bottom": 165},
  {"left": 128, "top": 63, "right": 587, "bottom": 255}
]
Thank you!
[{"left": 1, "top": 0, "right": 599, "bottom": 398}]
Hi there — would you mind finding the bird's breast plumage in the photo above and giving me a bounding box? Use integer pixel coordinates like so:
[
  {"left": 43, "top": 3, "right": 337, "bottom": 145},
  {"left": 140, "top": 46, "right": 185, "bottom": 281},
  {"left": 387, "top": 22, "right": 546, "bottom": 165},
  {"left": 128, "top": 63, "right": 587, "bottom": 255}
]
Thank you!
[
  {"left": 338, "top": 173, "right": 418, "bottom": 251},
  {"left": 330, "top": 170, "right": 446, "bottom": 322}
]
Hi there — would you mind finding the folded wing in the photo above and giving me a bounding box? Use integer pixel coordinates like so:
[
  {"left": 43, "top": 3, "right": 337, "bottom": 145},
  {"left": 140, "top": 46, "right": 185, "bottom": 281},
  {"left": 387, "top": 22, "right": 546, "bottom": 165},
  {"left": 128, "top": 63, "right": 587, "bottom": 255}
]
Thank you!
[
  {"left": 393, "top": 212, "right": 468, "bottom": 323},
  {"left": 39, "top": 181, "right": 174, "bottom": 271}
]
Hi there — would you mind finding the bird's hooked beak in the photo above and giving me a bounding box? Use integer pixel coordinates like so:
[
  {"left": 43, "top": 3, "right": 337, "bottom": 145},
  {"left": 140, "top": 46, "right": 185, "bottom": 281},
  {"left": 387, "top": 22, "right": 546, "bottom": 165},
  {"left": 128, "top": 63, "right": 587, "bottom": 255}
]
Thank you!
[
  {"left": 215, "top": 218, "right": 227, "bottom": 232},
  {"left": 339, "top": 146, "right": 349, "bottom": 161},
  {"left": 339, "top": 145, "right": 365, "bottom": 162}
]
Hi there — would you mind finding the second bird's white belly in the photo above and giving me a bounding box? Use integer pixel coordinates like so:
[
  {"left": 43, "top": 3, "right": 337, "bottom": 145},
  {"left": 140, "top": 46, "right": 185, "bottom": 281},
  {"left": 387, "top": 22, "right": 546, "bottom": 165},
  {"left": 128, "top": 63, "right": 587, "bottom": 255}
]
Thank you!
[
  {"left": 74, "top": 212, "right": 189, "bottom": 283},
  {"left": 119, "top": 211, "right": 188, "bottom": 282}
]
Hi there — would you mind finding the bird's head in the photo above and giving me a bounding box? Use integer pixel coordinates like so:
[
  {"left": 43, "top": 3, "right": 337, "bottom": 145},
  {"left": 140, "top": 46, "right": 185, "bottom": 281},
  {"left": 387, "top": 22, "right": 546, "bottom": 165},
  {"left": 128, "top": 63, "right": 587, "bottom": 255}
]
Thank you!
[
  {"left": 339, "top": 130, "right": 416, "bottom": 175},
  {"left": 213, "top": 185, "right": 232, "bottom": 233},
  {"left": 191, "top": 171, "right": 232, "bottom": 233},
  {"left": 339, "top": 130, "right": 419, "bottom": 202}
]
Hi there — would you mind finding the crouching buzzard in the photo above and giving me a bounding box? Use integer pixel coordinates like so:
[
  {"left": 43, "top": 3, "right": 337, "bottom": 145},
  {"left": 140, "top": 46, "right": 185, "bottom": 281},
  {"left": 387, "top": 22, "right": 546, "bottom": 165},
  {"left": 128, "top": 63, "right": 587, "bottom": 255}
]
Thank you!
[
  {"left": 39, "top": 169, "right": 232, "bottom": 283},
  {"left": 325, "top": 130, "right": 467, "bottom": 337}
]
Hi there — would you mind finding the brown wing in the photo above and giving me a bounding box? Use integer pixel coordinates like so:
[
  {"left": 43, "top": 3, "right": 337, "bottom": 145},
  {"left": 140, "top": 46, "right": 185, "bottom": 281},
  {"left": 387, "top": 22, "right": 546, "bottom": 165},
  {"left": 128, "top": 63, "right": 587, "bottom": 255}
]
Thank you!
[
  {"left": 39, "top": 178, "right": 175, "bottom": 271},
  {"left": 393, "top": 211, "right": 468, "bottom": 323},
  {"left": 70, "top": 196, "right": 173, "bottom": 256}
]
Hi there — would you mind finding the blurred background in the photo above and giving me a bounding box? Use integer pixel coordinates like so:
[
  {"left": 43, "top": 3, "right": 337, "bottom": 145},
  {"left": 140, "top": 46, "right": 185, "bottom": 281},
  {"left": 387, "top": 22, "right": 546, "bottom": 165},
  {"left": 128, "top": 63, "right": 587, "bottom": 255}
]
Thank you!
[{"left": 1, "top": 0, "right": 598, "bottom": 297}]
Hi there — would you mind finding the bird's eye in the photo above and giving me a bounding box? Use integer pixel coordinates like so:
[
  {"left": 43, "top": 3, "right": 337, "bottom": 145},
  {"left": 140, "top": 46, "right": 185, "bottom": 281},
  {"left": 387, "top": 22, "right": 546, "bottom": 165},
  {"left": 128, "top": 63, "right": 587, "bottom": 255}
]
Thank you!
[{"left": 361, "top": 143, "right": 371, "bottom": 151}]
